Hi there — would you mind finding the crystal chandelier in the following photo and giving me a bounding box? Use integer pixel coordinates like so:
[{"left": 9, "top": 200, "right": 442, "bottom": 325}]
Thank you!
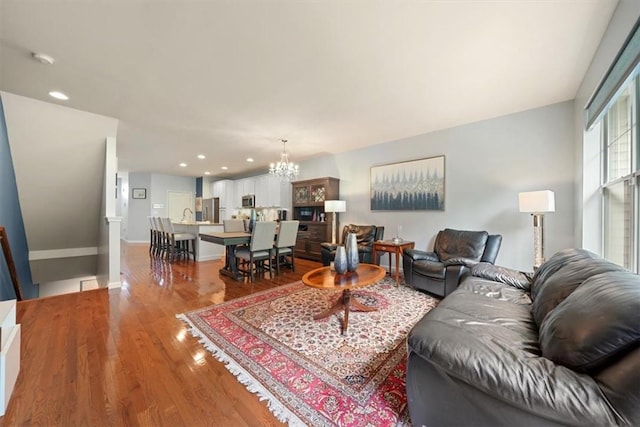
[{"left": 268, "top": 139, "right": 299, "bottom": 180}]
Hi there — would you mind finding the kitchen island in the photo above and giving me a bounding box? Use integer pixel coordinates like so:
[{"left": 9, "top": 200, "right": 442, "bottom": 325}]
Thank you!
[{"left": 172, "top": 222, "right": 225, "bottom": 262}]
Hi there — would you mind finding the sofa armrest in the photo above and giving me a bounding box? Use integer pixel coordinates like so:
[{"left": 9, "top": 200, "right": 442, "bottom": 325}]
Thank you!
[
  {"left": 404, "top": 248, "right": 438, "bottom": 262},
  {"left": 320, "top": 242, "right": 338, "bottom": 251},
  {"left": 442, "top": 257, "right": 479, "bottom": 268},
  {"left": 470, "top": 262, "right": 532, "bottom": 290}
]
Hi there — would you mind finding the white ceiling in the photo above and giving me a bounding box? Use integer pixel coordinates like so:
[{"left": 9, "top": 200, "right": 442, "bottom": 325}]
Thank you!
[{"left": 0, "top": 0, "right": 619, "bottom": 179}]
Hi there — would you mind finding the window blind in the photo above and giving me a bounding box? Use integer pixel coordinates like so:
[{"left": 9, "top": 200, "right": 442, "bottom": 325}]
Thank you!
[{"left": 585, "top": 18, "right": 640, "bottom": 130}]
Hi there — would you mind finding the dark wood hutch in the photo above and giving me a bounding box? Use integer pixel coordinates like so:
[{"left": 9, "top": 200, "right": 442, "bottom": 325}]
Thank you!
[{"left": 291, "top": 177, "right": 340, "bottom": 261}]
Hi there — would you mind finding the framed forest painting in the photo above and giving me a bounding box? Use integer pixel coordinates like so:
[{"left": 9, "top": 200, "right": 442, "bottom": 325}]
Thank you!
[{"left": 370, "top": 156, "right": 445, "bottom": 211}]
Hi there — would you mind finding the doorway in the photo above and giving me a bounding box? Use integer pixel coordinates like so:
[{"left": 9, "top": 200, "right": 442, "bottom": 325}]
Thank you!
[{"left": 167, "top": 191, "right": 194, "bottom": 222}]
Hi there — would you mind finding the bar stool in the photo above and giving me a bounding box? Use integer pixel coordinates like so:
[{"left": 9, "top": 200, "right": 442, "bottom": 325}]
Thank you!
[
  {"left": 153, "top": 217, "right": 169, "bottom": 258},
  {"left": 160, "top": 218, "right": 197, "bottom": 262},
  {"left": 148, "top": 216, "right": 156, "bottom": 255}
]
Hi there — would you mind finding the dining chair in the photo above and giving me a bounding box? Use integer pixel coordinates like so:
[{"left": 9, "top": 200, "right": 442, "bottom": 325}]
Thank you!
[
  {"left": 160, "top": 217, "right": 197, "bottom": 262},
  {"left": 223, "top": 219, "right": 246, "bottom": 232},
  {"left": 235, "top": 221, "right": 277, "bottom": 282},
  {"left": 273, "top": 220, "right": 299, "bottom": 275}
]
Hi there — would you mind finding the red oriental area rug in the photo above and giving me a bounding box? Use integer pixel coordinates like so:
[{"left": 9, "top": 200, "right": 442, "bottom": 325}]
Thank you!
[{"left": 177, "top": 277, "right": 438, "bottom": 427}]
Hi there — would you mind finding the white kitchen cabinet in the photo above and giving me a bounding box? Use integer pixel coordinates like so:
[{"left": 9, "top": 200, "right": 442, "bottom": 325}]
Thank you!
[
  {"left": 235, "top": 178, "right": 256, "bottom": 203},
  {"left": 254, "top": 175, "right": 268, "bottom": 207},
  {"left": 266, "top": 175, "right": 284, "bottom": 207},
  {"left": 212, "top": 179, "right": 232, "bottom": 204}
]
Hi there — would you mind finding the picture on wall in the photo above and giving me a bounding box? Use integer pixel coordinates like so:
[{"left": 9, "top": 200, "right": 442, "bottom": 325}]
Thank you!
[
  {"left": 132, "top": 188, "right": 147, "bottom": 199},
  {"left": 370, "top": 156, "right": 445, "bottom": 211}
]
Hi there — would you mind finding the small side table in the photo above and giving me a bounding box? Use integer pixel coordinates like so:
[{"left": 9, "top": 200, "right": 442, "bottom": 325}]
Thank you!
[{"left": 373, "top": 240, "right": 415, "bottom": 283}]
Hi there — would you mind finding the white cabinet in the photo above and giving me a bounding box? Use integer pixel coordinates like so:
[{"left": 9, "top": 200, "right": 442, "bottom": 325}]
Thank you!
[
  {"left": 212, "top": 179, "right": 235, "bottom": 215},
  {"left": 235, "top": 178, "right": 256, "bottom": 205},
  {"left": 254, "top": 175, "right": 269, "bottom": 207},
  {"left": 266, "top": 175, "right": 284, "bottom": 207},
  {"left": 220, "top": 174, "right": 292, "bottom": 210},
  {"left": 254, "top": 174, "right": 291, "bottom": 208},
  {"left": 212, "top": 179, "right": 228, "bottom": 200}
]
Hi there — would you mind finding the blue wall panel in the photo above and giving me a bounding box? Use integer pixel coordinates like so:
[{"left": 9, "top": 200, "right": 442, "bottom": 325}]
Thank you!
[{"left": 0, "top": 95, "right": 37, "bottom": 299}]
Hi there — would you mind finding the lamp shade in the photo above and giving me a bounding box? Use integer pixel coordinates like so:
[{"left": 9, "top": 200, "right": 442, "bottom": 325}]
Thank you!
[
  {"left": 518, "top": 190, "right": 555, "bottom": 213},
  {"left": 324, "top": 200, "right": 346, "bottom": 213}
]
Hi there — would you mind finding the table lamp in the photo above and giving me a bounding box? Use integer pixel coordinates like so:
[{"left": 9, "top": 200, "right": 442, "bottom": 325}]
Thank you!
[
  {"left": 519, "top": 190, "right": 555, "bottom": 269},
  {"left": 324, "top": 200, "right": 346, "bottom": 244}
]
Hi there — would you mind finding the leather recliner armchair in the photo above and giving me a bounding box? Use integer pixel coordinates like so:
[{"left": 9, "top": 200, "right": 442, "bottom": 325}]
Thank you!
[
  {"left": 320, "top": 224, "right": 385, "bottom": 266},
  {"left": 402, "top": 228, "right": 502, "bottom": 297}
]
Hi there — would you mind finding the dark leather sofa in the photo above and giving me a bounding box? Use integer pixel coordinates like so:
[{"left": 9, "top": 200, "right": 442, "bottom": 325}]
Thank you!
[
  {"left": 320, "top": 224, "right": 384, "bottom": 266},
  {"left": 406, "top": 248, "right": 640, "bottom": 426},
  {"left": 402, "top": 228, "right": 502, "bottom": 297}
]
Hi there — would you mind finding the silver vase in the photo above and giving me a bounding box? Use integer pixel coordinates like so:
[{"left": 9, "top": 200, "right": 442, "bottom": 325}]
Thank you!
[
  {"left": 334, "top": 246, "right": 348, "bottom": 274},
  {"left": 345, "top": 232, "right": 359, "bottom": 272}
]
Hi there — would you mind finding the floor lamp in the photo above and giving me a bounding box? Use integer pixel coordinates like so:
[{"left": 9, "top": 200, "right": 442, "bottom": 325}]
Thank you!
[
  {"left": 324, "top": 200, "right": 346, "bottom": 244},
  {"left": 519, "top": 190, "right": 555, "bottom": 269}
]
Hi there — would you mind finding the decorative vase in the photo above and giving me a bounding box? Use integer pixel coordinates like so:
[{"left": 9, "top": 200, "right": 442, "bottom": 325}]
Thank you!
[
  {"left": 334, "top": 246, "right": 348, "bottom": 274},
  {"left": 345, "top": 232, "right": 359, "bottom": 272}
]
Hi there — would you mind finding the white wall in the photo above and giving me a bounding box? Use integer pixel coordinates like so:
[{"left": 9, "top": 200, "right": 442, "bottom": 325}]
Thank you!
[
  {"left": 573, "top": 0, "right": 640, "bottom": 253},
  {"left": 295, "top": 101, "right": 576, "bottom": 272}
]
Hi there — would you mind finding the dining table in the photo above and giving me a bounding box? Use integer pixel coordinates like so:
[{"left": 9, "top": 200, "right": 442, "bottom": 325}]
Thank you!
[{"left": 199, "top": 231, "right": 251, "bottom": 281}]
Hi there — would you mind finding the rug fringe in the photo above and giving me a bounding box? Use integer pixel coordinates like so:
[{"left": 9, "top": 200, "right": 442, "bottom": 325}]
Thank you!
[{"left": 176, "top": 314, "right": 307, "bottom": 427}]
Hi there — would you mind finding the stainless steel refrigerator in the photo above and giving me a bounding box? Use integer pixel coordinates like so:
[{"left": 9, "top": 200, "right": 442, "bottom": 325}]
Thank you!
[{"left": 202, "top": 197, "right": 220, "bottom": 223}]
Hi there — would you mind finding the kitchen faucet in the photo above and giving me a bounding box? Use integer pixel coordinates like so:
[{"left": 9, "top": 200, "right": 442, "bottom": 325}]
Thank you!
[{"left": 182, "top": 207, "right": 193, "bottom": 222}]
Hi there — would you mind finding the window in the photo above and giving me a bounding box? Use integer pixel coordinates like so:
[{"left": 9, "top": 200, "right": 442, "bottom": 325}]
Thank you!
[{"left": 601, "top": 73, "right": 639, "bottom": 272}]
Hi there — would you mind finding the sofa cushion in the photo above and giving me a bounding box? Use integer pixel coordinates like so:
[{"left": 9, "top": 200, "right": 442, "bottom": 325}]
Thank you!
[
  {"left": 531, "top": 249, "right": 626, "bottom": 327},
  {"left": 458, "top": 277, "right": 532, "bottom": 305},
  {"left": 539, "top": 270, "right": 640, "bottom": 374},
  {"left": 434, "top": 229, "right": 488, "bottom": 262}
]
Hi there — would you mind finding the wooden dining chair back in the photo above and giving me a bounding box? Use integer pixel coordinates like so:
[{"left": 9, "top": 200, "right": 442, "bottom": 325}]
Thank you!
[
  {"left": 273, "top": 220, "right": 299, "bottom": 275},
  {"left": 235, "top": 221, "right": 277, "bottom": 282}
]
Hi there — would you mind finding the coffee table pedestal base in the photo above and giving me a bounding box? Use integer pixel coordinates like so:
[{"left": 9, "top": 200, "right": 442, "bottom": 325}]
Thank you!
[{"left": 313, "top": 289, "right": 377, "bottom": 335}]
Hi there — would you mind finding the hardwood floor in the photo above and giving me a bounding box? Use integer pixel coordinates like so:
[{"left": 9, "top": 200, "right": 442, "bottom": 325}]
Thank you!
[{"left": 2, "top": 242, "right": 323, "bottom": 426}]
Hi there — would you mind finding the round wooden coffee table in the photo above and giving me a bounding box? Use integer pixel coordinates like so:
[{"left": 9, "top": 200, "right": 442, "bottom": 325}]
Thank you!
[{"left": 302, "top": 264, "right": 386, "bottom": 334}]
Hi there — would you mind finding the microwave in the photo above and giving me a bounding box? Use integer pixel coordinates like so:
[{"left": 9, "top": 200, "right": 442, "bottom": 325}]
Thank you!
[{"left": 241, "top": 194, "right": 255, "bottom": 208}]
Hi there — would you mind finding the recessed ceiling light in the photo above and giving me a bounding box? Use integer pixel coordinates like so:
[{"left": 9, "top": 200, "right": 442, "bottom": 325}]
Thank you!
[
  {"left": 32, "top": 52, "right": 55, "bottom": 65},
  {"left": 204, "top": 171, "right": 211, "bottom": 175},
  {"left": 221, "top": 166, "right": 228, "bottom": 170},
  {"left": 179, "top": 162, "right": 187, "bottom": 167},
  {"left": 49, "top": 91, "right": 68, "bottom": 100},
  {"left": 246, "top": 158, "right": 254, "bottom": 163},
  {"left": 197, "top": 154, "right": 206, "bottom": 159}
]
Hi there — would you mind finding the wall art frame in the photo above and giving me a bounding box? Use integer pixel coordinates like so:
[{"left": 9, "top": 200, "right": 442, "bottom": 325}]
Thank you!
[
  {"left": 132, "top": 188, "right": 147, "bottom": 199},
  {"left": 370, "top": 155, "right": 445, "bottom": 211}
]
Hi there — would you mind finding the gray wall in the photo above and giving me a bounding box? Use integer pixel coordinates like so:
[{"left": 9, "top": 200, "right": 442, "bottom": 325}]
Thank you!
[
  {"left": 1, "top": 91, "right": 118, "bottom": 289},
  {"left": 125, "top": 172, "right": 196, "bottom": 242},
  {"left": 295, "top": 101, "right": 576, "bottom": 272},
  {"left": 573, "top": 0, "right": 640, "bottom": 253},
  {"left": 1, "top": 91, "right": 118, "bottom": 251}
]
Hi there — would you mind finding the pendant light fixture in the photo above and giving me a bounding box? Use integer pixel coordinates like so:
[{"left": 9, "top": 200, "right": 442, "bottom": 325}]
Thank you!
[{"left": 268, "top": 139, "right": 300, "bottom": 181}]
